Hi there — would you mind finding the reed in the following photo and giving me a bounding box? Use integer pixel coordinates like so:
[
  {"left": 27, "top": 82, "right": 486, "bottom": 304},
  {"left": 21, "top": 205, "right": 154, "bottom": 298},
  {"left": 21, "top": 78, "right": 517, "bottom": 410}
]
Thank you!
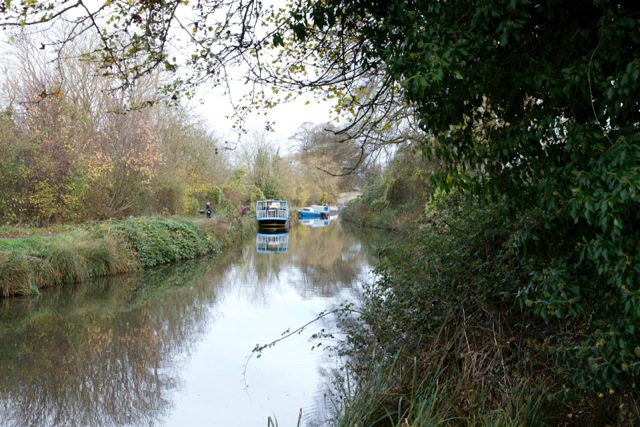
[
  {"left": 326, "top": 305, "right": 556, "bottom": 427},
  {"left": 330, "top": 351, "right": 551, "bottom": 427}
]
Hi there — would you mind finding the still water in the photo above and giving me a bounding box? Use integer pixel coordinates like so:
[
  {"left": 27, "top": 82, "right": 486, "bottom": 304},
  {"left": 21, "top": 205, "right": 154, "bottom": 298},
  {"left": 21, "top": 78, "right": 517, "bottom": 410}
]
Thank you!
[{"left": 0, "top": 218, "right": 384, "bottom": 426}]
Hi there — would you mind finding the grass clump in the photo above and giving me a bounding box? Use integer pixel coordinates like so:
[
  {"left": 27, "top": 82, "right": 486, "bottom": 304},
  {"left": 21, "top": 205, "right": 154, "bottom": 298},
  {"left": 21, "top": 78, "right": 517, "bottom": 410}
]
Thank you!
[
  {"left": 38, "top": 233, "right": 133, "bottom": 284},
  {"left": 0, "top": 251, "right": 43, "bottom": 297},
  {"left": 333, "top": 357, "right": 551, "bottom": 427},
  {"left": 328, "top": 306, "right": 554, "bottom": 427},
  {"left": 0, "top": 231, "right": 132, "bottom": 296}
]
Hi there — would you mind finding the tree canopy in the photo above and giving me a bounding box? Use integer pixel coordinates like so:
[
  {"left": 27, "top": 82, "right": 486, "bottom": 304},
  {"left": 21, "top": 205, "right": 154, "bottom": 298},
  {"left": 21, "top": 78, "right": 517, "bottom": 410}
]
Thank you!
[{"left": 285, "top": 0, "right": 640, "bottom": 392}]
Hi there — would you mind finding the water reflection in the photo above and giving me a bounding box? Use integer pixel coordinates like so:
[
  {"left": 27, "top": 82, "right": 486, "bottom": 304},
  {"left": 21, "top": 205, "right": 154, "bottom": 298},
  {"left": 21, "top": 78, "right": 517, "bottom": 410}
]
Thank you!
[
  {"left": 298, "top": 213, "right": 339, "bottom": 229},
  {"left": 0, "top": 260, "right": 224, "bottom": 427},
  {"left": 299, "top": 218, "right": 330, "bottom": 228},
  {"left": 256, "top": 231, "right": 289, "bottom": 253},
  {"left": 0, "top": 220, "right": 385, "bottom": 426}
]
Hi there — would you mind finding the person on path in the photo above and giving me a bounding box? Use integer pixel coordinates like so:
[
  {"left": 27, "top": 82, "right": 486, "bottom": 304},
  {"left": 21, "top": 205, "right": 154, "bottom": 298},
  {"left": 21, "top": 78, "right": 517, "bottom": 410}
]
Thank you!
[{"left": 206, "top": 202, "right": 212, "bottom": 218}]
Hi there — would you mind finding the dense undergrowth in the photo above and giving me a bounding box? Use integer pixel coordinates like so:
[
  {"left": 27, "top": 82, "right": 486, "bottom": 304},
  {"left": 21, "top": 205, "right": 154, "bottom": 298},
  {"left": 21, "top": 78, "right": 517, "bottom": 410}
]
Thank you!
[
  {"left": 340, "top": 148, "right": 433, "bottom": 231},
  {"left": 0, "top": 215, "right": 253, "bottom": 297},
  {"left": 333, "top": 190, "right": 640, "bottom": 426}
]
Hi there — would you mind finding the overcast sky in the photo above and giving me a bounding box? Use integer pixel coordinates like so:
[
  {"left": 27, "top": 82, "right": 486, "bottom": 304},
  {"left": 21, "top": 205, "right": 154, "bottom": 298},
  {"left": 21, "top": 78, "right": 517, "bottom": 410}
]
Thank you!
[{"left": 190, "top": 80, "right": 335, "bottom": 155}]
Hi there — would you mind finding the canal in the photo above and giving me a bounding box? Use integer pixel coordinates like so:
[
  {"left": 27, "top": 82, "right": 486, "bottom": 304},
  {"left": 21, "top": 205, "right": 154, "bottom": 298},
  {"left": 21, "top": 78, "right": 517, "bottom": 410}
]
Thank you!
[{"left": 0, "top": 218, "right": 384, "bottom": 426}]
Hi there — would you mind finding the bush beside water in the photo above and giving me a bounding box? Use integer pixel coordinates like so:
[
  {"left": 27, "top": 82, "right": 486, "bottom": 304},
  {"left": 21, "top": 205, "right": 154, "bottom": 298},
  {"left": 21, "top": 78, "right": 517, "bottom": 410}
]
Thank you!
[
  {"left": 0, "top": 216, "right": 249, "bottom": 297},
  {"left": 335, "top": 191, "right": 640, "bottom": 426}
]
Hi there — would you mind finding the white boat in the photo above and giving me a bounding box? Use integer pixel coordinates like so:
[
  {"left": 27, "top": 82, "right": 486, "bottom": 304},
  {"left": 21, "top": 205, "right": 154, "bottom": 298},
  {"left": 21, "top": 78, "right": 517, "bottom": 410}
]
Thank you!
[{"left": 256, "top": 200, "right": 290, "bottom": 230}]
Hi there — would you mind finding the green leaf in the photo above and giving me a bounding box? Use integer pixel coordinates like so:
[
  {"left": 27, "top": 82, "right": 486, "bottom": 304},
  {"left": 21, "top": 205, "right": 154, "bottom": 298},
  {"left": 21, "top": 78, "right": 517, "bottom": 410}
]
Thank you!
[
  {"left": 272, "top": 33, "right": 284, "bottom": 47},
  {"left": 291, "top": 23, "right": 307, "bottom": 41}
]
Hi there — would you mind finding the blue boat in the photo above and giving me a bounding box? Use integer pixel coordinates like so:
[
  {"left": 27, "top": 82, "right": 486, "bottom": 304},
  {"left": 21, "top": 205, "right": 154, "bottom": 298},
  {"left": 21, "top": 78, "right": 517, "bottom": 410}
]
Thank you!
[
  {"left": 298, "top": 205, "right": 330, "bottom": 219},
  {"left": 256, "top": 200, "right": 290, "bottom": 230},
  {"left": 298, "top": 207, "right": 321, "bottom": 219}
]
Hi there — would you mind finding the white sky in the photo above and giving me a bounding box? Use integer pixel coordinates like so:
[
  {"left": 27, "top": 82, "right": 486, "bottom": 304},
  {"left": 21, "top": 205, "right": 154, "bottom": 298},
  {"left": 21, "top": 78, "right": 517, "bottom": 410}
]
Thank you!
[
  {"left": 190, "top": 81, "right": 335, "bottom": 154},
  {"left": 0, "top": 0, "right": 338, "bottom": 154}
]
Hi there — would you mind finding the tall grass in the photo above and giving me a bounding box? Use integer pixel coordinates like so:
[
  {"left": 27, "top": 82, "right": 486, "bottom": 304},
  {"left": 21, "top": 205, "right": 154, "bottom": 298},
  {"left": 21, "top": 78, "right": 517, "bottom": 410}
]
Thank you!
[
  {"left": 0, "top": 232, "right": 132, "bottom": 297},
  {"left": 0, "top": 215, "right": 250, "bottom": 297},
  {"left": 328, "top": 328, "right": 552, "bottom": 427},
  {"left": 40, "top": 233, "right": 133, "bottom": 284},
  {"left": 0, "top": 251, "right": 49, "bottom": 296}
]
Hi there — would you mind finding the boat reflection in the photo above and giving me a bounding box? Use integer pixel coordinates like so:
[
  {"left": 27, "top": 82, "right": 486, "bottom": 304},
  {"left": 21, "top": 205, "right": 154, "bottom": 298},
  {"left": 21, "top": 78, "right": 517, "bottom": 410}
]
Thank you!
[
  {"left": 298, "top": 214, "right": 338, "bottom": 228},
  {"left": 299, "top": 218, "right": 329, "bottom": 228},
  {"left": 255, "top": 231, "right": 289, "bottom": 253}
]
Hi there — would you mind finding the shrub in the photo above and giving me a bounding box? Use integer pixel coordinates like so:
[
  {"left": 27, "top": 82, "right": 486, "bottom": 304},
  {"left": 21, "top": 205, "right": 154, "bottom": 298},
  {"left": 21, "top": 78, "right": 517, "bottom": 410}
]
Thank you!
[
  {"left": 151, "top": 182, "right": 186, "bottom": 215},
  {"left": 91, "top": 216, "right": 221, "bottom": 268},
  {"left": 336, "top": 188, "right": 640, "bottom": 424}
]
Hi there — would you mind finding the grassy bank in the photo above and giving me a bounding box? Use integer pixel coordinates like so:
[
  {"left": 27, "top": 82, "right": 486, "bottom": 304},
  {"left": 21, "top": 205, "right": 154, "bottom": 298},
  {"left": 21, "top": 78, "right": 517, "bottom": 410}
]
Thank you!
[{"left": 0, "top": 215, "right": 253, "bottom": 297}]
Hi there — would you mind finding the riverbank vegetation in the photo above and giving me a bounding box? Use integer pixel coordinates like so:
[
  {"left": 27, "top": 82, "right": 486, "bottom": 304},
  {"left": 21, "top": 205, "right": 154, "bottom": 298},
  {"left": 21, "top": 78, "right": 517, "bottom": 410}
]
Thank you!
[
  {"left": 0, "top": 215, "right": 254, "bottom": 297},
  {"left": 335, "top": 161, "right": 640, "bottom": 425},
  {"left": 0, "top": 38, "right": 364, "bottom": 227},
  {"left": 340, "top": 145, "right": 433, "bottom": 230}
]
